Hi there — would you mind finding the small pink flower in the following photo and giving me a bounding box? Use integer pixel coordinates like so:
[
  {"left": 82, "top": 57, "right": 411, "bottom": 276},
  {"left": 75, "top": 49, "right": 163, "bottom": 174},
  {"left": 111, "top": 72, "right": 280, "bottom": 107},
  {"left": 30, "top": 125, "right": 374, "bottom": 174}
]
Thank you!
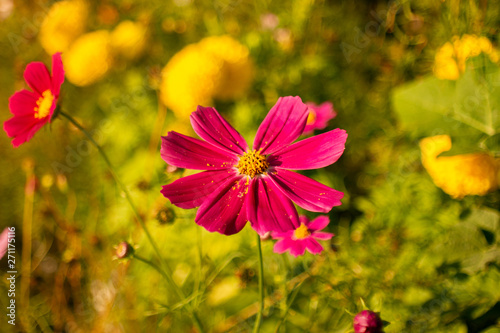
[
  {"left": 0, "top": 228, "right": 9, "bottom": 260},
  {"left": 4, "top": 53, "right": 65, "bottom": 147},
  {"left": 303, "top": 101, "right": 337, "bottom": 135},
  {"left": 353, "top": 310, "right": 384, "bottom": 333},
  {"left": 161, "top": 96, "right": 347, "bottom": 236},
  {"left": 271, "top": 215, "right": 334, "bottom": 257}
]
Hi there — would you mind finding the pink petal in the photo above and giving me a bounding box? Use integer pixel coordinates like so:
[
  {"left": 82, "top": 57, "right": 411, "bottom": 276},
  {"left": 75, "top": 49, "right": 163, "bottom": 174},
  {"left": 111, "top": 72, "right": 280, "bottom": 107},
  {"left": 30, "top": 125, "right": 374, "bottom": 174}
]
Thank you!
[
  {"left": 253, "top": 96, "right": 309, "bottom": 155},
  {"left": 246, "top": 177, "right": 299, "bottom": 236},
  {"left": 0, "top": 228, "right": 9, "bottom": 260},
  {"left": 305, "top": 238, "right": 324, "bottom": 255},
  {"left": 303, "top": 102, "right": 336, "bottom": 134},
  {"left": 24, "top": 61, "right": 52, "bottom": 95},
  {"left": 273, "top": 238, "right": 294, "bottom": 254},
  {"left": 289, "top": 239, "right": 307, "bottom": 257},
  {"left": 9, "top": 90, "right": 39, "bottom": 116},
  {"left": 190, "top": 106, "right": 248, "bottom": 155},
  {"left": 4, "top": 115, "right": 39, "bottom": 137},
  {"left": 299, "top": 215, "right": 310, "bottom": 225},
  {"left": 269, "top": 128, "right": 347, "bottom": 170},
  {"left": 5, "top": 118, "right": 47, "bottom": 147},
  {"left": 51, "top": 52, "right": 65, "bottom": 97},
  {"left": 161, "top": 170, "right": 239, "bottom": 209},
  {"left": 268, "top": 169, "right": 344, "bottom": 212},
  {"left": 161, "top": 132, "right": 238, "bottom": 170},
  {"left": 312, "top": 232, "right": 334, "bottom": 240},
  {"left": 195, "top": 177, "right": 249, "bottom": 235},
  {"left": 271, "top": 229, "right": 294, "bottom": 239},
  {"left": 308, "top": 215, "right": 330, "bottom": 231}
]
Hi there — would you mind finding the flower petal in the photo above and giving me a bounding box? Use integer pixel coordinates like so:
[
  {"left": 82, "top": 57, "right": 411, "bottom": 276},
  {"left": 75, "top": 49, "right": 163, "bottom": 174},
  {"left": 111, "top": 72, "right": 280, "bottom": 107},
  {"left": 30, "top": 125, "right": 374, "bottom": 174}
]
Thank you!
[
  {"left": 253, "top": 96, "right": 309, "bottom": 155},
  {"left": 161, "top": 132, "right": 238, "bottom": 170},
  {"left": 273, "top": 238, "right": 294, "bottom": 254},
  {"left": 303, "top": 102, "right": 336, "bottom": 135},
  {"left": 308, "top": 215, "right": 330, "bottom": 231},
  {"left": 246, "top": 177, "right": 299, "bottom": 236},
  {"left": 268, "top": 169, "right": 344, "bottom": 212},
  {"left": 312, "top": 232, "right": 334, "bottom": 240},
  {"left": 51, "top": 52, "right": 65, "bottom": 97},
  {"left": 190, "top": 106, "right": 248, "bottom": 155},
  {"left": 9, "top": 90, "right": 39, "bottom": 116},
  {"left": 4, "top": 117, "right": 47, "bottom": 147},
  {"left": 24, "top": 61, "right": 52, "bottom": 95},
  {"left": 195, "top": 176, "right": 248, "bottom": 235},
  {"left": 305, "top": 238, "right": 324, "bottom": 255},
  {"left": 268, "top": 128, "right": 347, "bottom": 170},
  {"left": 289, "top": 239, "right": 307, "bottom": 257},
  {"left": 161, "top": 169, "right": 238, "bottom": 209}
]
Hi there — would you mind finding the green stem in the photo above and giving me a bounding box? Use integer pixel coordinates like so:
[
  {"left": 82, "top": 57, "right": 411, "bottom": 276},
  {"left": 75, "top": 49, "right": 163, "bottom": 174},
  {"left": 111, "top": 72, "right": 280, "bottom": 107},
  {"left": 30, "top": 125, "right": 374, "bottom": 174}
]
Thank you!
[
  {"left": 59, "top": 111, "right": 204, "bottom": 333},
  {"left": 253, "top": 234, "right": 265, "bottom": 333}
]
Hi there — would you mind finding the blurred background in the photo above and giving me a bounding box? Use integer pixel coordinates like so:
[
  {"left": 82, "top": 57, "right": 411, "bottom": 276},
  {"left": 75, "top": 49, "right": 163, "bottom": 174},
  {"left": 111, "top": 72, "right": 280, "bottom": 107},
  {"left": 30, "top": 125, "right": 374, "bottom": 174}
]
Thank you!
[{"left": 0, "top": 0, "right": 499, "bottom": 332}]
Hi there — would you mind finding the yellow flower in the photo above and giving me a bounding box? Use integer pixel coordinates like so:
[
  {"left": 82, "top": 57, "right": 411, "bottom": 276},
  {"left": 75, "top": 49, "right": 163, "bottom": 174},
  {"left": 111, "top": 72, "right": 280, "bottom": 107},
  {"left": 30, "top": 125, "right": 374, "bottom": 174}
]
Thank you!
[
  {"left": 63, "top": 30, "right": 113, "bottom": 86},
  {"left": 434, "top": 34, "right": 498, "bottom": 80},
  {"left": 39, "top": 0, "right": 89, "bottom": 55},
  {"left": 420, "top": 135, "right": 499, "bottom": 198},
  {"left": 197, "top": 35, "right": 254, "bottom": 100},
  {"left": 110, "top": 20, "right": 148, "bottom": 60},
  {"left": 160, "top": 35, "right": 253, "bottom": 118}
]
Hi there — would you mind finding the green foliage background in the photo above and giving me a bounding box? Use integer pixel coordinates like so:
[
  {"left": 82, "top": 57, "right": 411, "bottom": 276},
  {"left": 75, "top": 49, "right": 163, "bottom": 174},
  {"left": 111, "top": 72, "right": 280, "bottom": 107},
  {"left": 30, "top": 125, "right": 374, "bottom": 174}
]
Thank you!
[{"left": 0, "top": 0, "right": 499, "bottom": 332}]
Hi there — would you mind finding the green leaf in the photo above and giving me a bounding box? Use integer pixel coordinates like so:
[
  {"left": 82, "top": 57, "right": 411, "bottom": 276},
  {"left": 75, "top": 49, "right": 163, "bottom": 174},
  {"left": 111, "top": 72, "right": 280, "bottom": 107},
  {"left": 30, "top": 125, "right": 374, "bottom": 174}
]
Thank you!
[{"left": 392, "top": 59, "right": 500, "bottom": 155}]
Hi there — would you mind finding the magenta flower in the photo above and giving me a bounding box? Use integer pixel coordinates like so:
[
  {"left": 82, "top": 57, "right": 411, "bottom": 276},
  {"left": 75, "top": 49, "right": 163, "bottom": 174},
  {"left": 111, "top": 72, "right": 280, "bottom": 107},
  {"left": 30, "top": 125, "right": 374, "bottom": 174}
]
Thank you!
[
  {"left": 271, "top": 215, "right": 333, "bottom": 256},
  {"left": 353, "top": 310, "right": 384, "bottom": 333},
  {"left": 161, "top": 96, "right": 347, "bottom": 235},
  {"left": 0, "top": 228, "right": 9, "bottom": 260},
  {"left": 303, "top": 101, "right": 337, "bottom": 135},
  {"left": 4, "top": 53, "right": 64, "bottom": 147}
]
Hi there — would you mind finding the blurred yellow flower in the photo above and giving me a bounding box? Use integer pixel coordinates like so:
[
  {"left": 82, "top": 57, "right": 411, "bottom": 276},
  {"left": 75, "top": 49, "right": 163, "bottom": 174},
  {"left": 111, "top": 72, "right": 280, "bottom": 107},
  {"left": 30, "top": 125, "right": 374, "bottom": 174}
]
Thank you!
[
  {"left": 63, "top": 30, "right": 113, "bottom": 87},
  {"left": 39, "top": 0, "right": 89, "bottom": 55},
  {"left": 420, "top": 135, "right": 499, "bottom": 199},
  {"left": 160, "top": 35, "right": 253, "bottom": 118},
  {"left": 434, "top": 34, "right": 499, "bottom": 80},
  {"left": 198, "top": 35, "right": 254, "bottom": 100},
  {"left": 110, "top": 20, "right": 148, "bottom": 60}
]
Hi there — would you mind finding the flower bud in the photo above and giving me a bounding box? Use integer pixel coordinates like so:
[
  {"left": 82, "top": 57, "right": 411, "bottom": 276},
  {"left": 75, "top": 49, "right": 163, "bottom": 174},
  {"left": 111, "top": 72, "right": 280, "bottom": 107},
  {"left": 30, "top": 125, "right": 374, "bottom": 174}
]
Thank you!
[
  {"left": 115, "top": 241, "right": 134, "bottom": 259},
  {"left": 353, "top": 310, "right": 384, "bottom": 333}
]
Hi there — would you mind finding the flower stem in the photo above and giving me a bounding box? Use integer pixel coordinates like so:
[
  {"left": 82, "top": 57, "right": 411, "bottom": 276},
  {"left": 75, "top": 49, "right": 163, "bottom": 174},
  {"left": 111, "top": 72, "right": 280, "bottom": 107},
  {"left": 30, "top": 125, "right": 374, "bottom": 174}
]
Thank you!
[
  {"left": 59, "top": 111, "right": 204, "bottom": 333},
  {"left": 253, "top": 234, "right": 265, "bottom": 333}
]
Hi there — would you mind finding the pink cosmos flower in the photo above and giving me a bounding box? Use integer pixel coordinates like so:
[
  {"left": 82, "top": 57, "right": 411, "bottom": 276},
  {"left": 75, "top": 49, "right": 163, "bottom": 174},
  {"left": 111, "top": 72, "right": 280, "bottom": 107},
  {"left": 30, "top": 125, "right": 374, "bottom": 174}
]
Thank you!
[
  {"left": 303, "top": 101, "right": 337, "bottom": 135},
  {"left": 160, "top": 96, "right": 347, "bottom": 236},
  {"left": 0, "top": 228, "right": 9, "bottom": 260},
  {"left": 4, "top": 53, "right": 64, "bottom": 147},
  {"left": 271, "top": 215, "right": 333, "bottom": 257}
]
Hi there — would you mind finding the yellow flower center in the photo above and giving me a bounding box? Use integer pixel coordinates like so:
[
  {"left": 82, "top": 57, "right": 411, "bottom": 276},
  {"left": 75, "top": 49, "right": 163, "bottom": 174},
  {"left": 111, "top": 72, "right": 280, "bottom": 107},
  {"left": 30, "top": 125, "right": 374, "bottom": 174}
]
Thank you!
[
  {"left": 236, "top": 150, "right": 269, "bottom": 178},
  {"left": 294, "top": 223, "right": 311, "bottom": 239},
  {"left": 306, "top": 108, "right": 317, "bottom": 125},
  {"left": 34, "top": 90, "right": 55, "bottom": 119}
]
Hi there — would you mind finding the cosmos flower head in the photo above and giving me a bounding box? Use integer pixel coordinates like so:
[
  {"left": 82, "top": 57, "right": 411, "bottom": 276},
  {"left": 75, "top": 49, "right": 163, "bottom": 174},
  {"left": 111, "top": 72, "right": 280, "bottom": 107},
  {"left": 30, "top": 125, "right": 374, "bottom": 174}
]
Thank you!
[
  {"left": 303, "top": 101, "right": 337, "bottom": 135},
  {"left": 4, "top": 53, "right": 64, "bottom": 147},
  {"left": 272, "top": 215, "right": 334, "bottom": 257},
  {"left": 160, "top": 96, "right": 347, "bottom": 236}
]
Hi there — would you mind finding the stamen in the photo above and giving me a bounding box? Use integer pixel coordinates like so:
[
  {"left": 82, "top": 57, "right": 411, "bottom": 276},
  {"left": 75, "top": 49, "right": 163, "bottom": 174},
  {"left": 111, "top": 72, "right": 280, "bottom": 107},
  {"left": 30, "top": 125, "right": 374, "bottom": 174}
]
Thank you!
[
  {"left": 236, "top": 150, "right": 269, "bottom": 178},
  {"left": 34, "top": 90, "right": 54, "bottom": 119},
  {"left": 294, "top": 223, "right": 311, "bottom": 239}
]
